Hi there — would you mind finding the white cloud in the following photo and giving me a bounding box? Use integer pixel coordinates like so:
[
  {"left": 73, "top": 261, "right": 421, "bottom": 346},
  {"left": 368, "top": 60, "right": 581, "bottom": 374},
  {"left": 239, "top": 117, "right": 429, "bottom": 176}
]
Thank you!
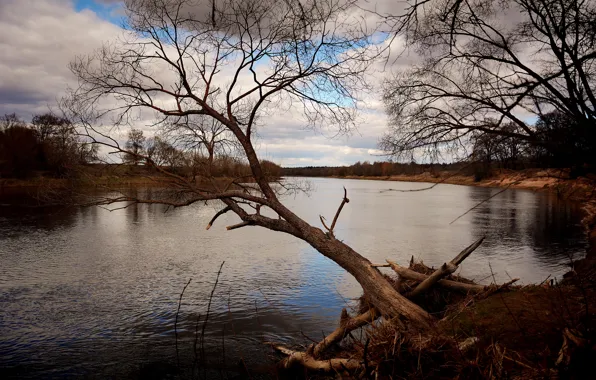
[
  {"left": 0, "top": 0, "right": 398, "bottom": 166},
  {"left": 0, "top": 0, "right": 122, "bottom": 117}
]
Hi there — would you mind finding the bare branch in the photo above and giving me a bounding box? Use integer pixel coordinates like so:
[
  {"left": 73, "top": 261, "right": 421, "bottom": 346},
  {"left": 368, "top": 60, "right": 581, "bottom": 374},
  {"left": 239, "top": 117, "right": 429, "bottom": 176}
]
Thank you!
[
  {"left": 206, "top": 206, "right": 232, "bottom": 230},
  {"left": 321, "top": 187, "right": 350, "bottom": 238}
]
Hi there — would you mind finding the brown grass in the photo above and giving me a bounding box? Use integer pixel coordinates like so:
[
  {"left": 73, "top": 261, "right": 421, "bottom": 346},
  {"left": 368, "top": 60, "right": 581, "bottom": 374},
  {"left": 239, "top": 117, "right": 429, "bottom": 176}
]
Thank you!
[{"left": 341, "top": 260, "right": 596, "bottom": 379}]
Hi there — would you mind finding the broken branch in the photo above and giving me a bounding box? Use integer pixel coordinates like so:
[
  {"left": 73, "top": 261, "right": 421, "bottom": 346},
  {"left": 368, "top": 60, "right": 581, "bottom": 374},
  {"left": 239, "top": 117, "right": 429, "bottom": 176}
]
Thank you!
[
  {"left": 386, "top": 260, "right": 487, "bottom": 293},
  {"left": 407, "top": 262, "right": 458, "bottom": 298},
  {"left": 272, "top": 344, "right": 362, "bottom": 372},
  {"left": 406, "top": 237, "right": 485, "bottom": 298},
  {"left": 451, "top": 237, "right": 485, "bottom": 266},
  {"left": 226, "top": 221, "right": 253, "bottom": 230},
  {"left": 321, "top": 187, "right": 350, "bottom": 238},
  {"left": 206, "top": 206, "right": 232, "bottom": 230},
  {"left": 313, "top": 308, "right": 378, "bottom": 358}
]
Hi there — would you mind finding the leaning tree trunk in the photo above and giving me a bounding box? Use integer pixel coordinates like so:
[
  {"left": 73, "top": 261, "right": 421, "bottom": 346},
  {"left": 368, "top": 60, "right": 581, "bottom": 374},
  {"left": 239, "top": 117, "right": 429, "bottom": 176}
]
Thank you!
[
  {"left": 239, "top": 134, "right": 434, "bottom": 330},
  {"left": 300, "top": 226, "right": 434, "bottom": 330}
]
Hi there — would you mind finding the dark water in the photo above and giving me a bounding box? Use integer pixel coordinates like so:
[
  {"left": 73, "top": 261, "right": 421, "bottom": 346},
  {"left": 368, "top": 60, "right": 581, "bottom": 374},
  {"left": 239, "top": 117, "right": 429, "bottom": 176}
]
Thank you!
[{"left": 0, "top": 178, "right": 587, "bottom": 378}]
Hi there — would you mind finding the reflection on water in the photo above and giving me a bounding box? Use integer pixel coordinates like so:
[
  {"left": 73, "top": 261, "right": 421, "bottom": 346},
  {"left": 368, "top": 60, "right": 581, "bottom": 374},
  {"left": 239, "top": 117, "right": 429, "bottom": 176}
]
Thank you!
[{"left": 0, "top": 178, "right": 587, "bottom": 378}]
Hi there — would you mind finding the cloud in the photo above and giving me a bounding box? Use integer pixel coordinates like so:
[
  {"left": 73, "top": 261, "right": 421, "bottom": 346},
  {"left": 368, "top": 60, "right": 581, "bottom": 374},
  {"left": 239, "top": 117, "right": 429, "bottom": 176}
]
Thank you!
[
  {"left": 0, "top": 0, "right": 398, "bottom": 166},
  {"left": 0, "top": 0, "right": 122, "bottom": 117}
]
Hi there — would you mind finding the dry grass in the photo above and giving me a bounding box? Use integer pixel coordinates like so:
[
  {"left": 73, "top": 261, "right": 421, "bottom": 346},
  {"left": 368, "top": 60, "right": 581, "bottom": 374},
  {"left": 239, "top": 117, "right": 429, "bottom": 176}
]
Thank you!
[{"left": 340, "top": 261, "right": 596, "bottom": 379}]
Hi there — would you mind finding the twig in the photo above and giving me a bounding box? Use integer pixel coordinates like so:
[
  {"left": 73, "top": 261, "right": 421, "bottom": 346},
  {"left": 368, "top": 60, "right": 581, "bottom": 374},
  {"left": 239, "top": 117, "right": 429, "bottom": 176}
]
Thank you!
[
  {"left": 321, "top": 187, "right": 350, "bottom": 238},
  {"left": 226, "top": 292, "right": 251, "bottom": 379},
  {"left": 449, "top": 183, "right": 516, "bottom": 224},
  {"left": 200, "top": 261, "right": 226, "bottom": 377},
  {"left": 175, "top": 278, "right": 192, "bottom": 373},
  {"left": 363, "top": 338, "right": 370, "bottom": 379}
]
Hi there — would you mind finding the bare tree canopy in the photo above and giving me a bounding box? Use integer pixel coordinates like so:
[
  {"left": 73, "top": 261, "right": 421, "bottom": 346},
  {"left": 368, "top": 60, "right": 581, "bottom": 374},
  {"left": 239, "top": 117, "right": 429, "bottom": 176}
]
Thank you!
[
  {"left": 62, "top": 0, "right": 442, "bottom": 332},
  {"left": 381, "top": 0, "right": 596, "bottom": 169}
]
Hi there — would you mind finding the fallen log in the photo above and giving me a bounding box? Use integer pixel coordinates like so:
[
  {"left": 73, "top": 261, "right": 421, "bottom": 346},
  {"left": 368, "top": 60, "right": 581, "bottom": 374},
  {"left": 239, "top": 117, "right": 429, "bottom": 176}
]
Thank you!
[
  {"left": 272, "top": 344, "right": 362, "bottom": 372},
  {"left": 386, "top": 260, "right": 487, "bottom": 293},
  {"left": 407, "top": 262, "right": 459, "bottom": 298},
  {"left": 313, "top": 308, "right": 378, "bottom": 358},
  {"left": 407, "top": 237, "right": 485, "bottom": 298}
]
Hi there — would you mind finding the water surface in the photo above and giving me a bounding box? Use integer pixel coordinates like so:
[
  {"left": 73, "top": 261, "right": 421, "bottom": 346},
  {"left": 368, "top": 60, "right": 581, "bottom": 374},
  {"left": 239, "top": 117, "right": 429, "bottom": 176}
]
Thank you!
[{"left": 0, "top": 178, "right": 587, "bottom": 378}]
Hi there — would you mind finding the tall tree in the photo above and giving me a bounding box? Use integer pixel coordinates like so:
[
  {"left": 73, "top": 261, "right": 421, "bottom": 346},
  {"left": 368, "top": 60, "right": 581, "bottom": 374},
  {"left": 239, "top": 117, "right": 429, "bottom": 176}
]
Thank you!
[
  {"left": 381, "top": 0, "right": 596, "bottom": 170},
  {"left": 63, "top": 0, "right": 434, "bottom": 331},
  {"left": 124, "top": 128, "right": 146, "bottom": 165},
  {"left": 31, "top": 113, "right": 72, "bottom": 142}
]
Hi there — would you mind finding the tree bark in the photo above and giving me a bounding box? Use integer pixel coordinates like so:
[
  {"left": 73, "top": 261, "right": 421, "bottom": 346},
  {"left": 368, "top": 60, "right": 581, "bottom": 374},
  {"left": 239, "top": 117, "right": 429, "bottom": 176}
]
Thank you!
[{"left": 301, "top": 227, "right": 434, "bottom": 329}]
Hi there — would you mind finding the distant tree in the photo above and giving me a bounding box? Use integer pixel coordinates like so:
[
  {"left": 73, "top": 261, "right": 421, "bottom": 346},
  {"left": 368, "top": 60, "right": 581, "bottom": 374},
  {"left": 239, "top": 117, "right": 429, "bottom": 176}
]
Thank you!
[
  {"left": 0, "top": 113, "right": 26, "bottom": 131},
  {"left": 0, "top": 112, "right": 96, "bottom": 178},
  {"left": 160, "top": 115, "right": 237, "bottom": 177},
  {"left": 31, "top": 113, "right": 71, "bottom": 142},
  {"left": 0, "top": 115, "right": 39, "bottom": 178},
  {"left": 124, "top": 129, "right": 146, "bottom": 165}
]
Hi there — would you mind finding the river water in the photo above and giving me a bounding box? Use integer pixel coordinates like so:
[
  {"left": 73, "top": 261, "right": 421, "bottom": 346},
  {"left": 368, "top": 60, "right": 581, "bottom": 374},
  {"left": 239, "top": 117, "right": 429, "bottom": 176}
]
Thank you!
[{"left": 0, "top": 178, "right": 587, "bottom": 378}]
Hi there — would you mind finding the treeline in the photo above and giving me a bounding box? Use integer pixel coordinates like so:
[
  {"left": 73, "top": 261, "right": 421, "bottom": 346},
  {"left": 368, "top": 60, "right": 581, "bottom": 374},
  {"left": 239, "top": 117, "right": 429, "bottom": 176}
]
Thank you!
[
  {"left": 284, "top": 110, "right": 594, "bottom": 180},
  {"left": 0, "top": 113, "right": 97, "bottom": 178},
  {"left": 0, "top": 115, "right": 283, "bottom": 181},
  {"left": 119, "top": 128, "right": 282, "bottom": 180},
  {"left": 282, "top": 162, "right": 466, "bottom": 178},
  {"left": 470, "top": 110, "right": 596, "bottom": 178}
]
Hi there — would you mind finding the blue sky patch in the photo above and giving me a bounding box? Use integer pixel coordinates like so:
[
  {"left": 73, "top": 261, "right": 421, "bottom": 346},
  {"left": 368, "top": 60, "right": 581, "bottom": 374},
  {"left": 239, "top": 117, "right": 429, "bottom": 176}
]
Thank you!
[{"left": 74, "top": 0, "right": 124, "bottom": 25}]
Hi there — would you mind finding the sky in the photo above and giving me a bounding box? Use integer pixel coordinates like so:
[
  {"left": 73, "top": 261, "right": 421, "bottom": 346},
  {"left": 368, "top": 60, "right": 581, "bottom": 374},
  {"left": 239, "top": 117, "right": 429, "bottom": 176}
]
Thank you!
[{"left": 0, "top": 0, "right": 400, "bottom": 167}]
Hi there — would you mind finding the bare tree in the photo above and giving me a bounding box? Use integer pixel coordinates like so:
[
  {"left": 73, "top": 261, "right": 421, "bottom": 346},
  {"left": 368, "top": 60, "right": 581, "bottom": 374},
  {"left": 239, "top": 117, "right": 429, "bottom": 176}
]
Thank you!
[
  {"left": 124, "top": 128, "right": 146, "bottom": 165},
  {"left": 0, "top": 113, "right": 26, "bottom": 131},
  {"left": 31, "top": 113, "right": 72, "bottom": 142},
  {"left": 160, "top": 114, "right": 237, "bottom": 176},
  {"left": 62, "top": 0, "right": 442, "bottom": 342},
  {"left": 380, "top": 0, "right": 596, "bottom": 168}
]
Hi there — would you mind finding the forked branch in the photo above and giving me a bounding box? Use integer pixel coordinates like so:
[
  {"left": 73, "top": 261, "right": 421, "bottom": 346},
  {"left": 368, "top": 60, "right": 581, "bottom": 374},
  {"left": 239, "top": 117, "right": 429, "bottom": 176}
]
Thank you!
[
  {"left": 320, "top": 187, "right": 350, "bottom": 238},
  {"left": 407, "top": 237, "right": 485, "bottom": 298}
]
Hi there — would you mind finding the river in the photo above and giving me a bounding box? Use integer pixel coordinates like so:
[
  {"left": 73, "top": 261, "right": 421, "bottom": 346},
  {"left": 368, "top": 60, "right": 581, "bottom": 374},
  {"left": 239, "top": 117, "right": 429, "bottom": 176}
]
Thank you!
[{"left": 0, "top": 177, "right": 587, "bottom": 378}]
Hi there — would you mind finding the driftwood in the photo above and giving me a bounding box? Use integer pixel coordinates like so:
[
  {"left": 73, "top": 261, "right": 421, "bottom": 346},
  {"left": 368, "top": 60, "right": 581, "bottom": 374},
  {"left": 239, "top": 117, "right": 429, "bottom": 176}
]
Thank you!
[
  {"left": 313, "top": 308, "right": 378, "bottom": 358},
  {"left": 407, "top": 237, "right": 485, "bottom": 298},
  {"left": 273, "top": 239, "right": 522, "bottom": 374},
  {"left": 386, "top": 260, "right": 487, "bottom": 293},
  {"left": 272, "top": 344, "right": 362, "bottom": 372}
]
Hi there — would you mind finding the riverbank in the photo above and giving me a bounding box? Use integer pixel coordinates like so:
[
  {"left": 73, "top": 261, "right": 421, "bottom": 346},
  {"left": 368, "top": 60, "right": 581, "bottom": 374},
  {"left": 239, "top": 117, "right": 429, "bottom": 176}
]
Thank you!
[{"left": 328, "top": 168, "right": 594, "bottom": 197}]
